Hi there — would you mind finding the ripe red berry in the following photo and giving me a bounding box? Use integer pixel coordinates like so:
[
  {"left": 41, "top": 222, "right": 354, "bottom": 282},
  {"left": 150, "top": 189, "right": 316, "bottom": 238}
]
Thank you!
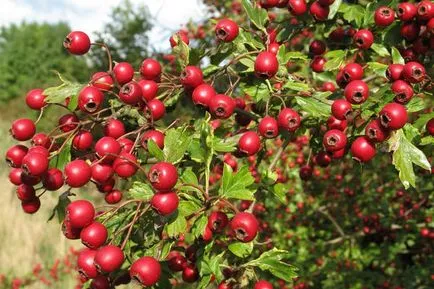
[
  {"left": 309, "top": 40, "right": 326, "bottom": 55},
  {"left": 16, "top": 184, "right": 36, "bottom": 201},
  {"left": 118, "top": 137, "right": 134, "bottom": 153},
  {"left": 58, "top": 114, "right": 79, "bottom": 132},
  {"left": 379, "top": 103, "right": 408, "bottom": 130},
  {"left": 342, "top": 63, "right": 364, "bottom": 82},
  {"left": 397, "top": 2, "right": 417, "bottom": 21},
  {"left": 299, "top": 165, "right": 313, "bottom": 181},
  {"left": 21, "top": 197, "right": 41, "bottom": 214},
  {"left": 130, "top": 257, "right": 161, "bottom": 287},
  {"left": 386, "top": 64, "right": 404, "bottom": 81},
  {"left": 20, "top": 172, "right": 41, "bottom": 186},
  {"left": 112, "top": 152, "right": 138, "bottom": 178},
  {"left": 22, "top": 152, "right": 49, "bottom": 176},
  {"left": 267, "top": 42, "right": 280, "bottom": 54},
  {"left": 65, "top": 160, "right": 92, "bottom": 187},
  {"left": 9, "top": 168, "right": 23, "bottom": 185},
  {"left": 391, "top": 80, "right": 414, "bottom": 104},
  {"left": 209, "top": 94, "right": 236, "bottom": 119},
  {"left": 91, "top": 163, "right": 114, "bottom": 184},
  {"left": 254, "top": 280, "right": 273, "bottom": 289},
  {"left": 182, "top": 264, "right": 199, "bottom": 283},
  {"left": 6, "top": 144, "right": 28, "bottom": 168},
  {"left": 73, "top": 130, "right": 93, "bottom": 151},
  {"left": 192, "top": 84, "right": 216, "bottom": 107},
  {"left": 140, "top": 58, "right": 162, "bottom": 81},
  {"left": 62, "top": 218, "right": 82, "bottom": 240},
  {"left": 238, "top": 131, "right": 261, "bottom": 156},
  {"left": 80, "top": 222, "right": 108, "bottom": 249},
  {"left": 374, "top": 6, "right": 395, "bottom": 27},
  {"left": 10, "top": 118, "right": 36, "bottom": 141},
  {"left": 148, "top": 162, "right": 178, "bottom": 192},
  {"left": 310, "top": 56, "right": 326, "bottom": 73},
  {"left": 95, "top": 137, "right": 121, "bottom": 161},
  {"left": 353, "top": 29, "right": 374, "bottom": 50},
  {"left": 327, "top": 116, "right": 347, "bottom": 131},
  {"left": 64, "top": 31, "right": 91, "bottom": 55},
  {"left": 254, "top": 52, "right": 279, "bottom": 79},
  {"left": 104, "top": 119, "right": 125, "bottom": 139},
  {"left": 309, "top": 1, "right": 329, "bottom": 21},
  {"left": 78, "top": 86, "right": 104, "bottom": 113},
  {"left": 25, "top": 89, "right": 46, "bottom": 110},
  {"left": 331, "top": 99, "right": 352, "bottom": 120},
  {"left": 94, "top": 245, "right": 124, "bottom": 273},
  {"left": 230, "top": 212, "right": 259, "bottom": 242},
  {"left": 365, "top": 119, "right": 390, "bottom": 143},
  {"left": 151, "top": 192, "right": 179, "bottom": 216},
  {"left": 288, "top": 0, "right": 307, "bottom": 16},
  {"left": 417, "top": 1, "right": 434, "bottom": 21},
  {"left": 315, "top": 151, "right": 332, "bottom": 167},
  {"left": 323, "top": 129, "right": 347, "bottom": 152},
  {"left": 402, "top": 62, "right": 425, "bottom": 84},
  {"left": 31, "top": 133, "right": 52, "bottom": 149},
  {"left": 119, "top": 81, "right": 142, "bottom": 105},
  {"left": 351, "top": 136, "right": 376, "bottom": 163},
  {"left": 170, "top": 30, "right": 189, "bottom": 47},
  {"left": 167, "top": 252, "right": 187, "bottom": 272},
  {"left": 277, "top": 108, "right": 301, "bottom": 132},
  {"left": 180, "top": 66, "right": 204, "bottom": 88},
  {"left": 105, "top": 189, "right": 123, "bottom": 204},
  {"left": 142, "top": 130, "right": 165, "bottom": 150},
  {"left": 258, "top": 116, "right": 279, "bottom": 139},
  {"left": 344, "top": 80, "right": 369, "bottom": 104},
  {"left": 215, "top": 19, "right": 239, "bottom": 42},
  {"left": 138, "top": 79, "right": 159, "bottom": 102},
  {"left": 66, "top": 200, "right": 95, "bottom": 229},
  {"left": 207, "top": 211, "right": 229, "bottom": 233},
  {"left": 90, "top": 275, "right": 110, "bottom": 289},
  {"left": 426, "top": 118, "right": 434, "bottom": 136},
  {"left": 144, "top": 99, "right": 166, "bottom": 121},
  {"left": 77, "top": 248, "right": 98, "bottom": 279},
  {"left": 91, "top": 72, "right": 113, "bottom": 91},
  {"left": 318, "top": 0, "right": 334, "bottom": 5},
  {"left": 113, "top": 62, "right": 134, "bottom": 85},
  {"left": 42, "top": 168, "right": 64, "bottom": 191},
  {"left": 400, "top": 22, "right": 420, "bottom": 42}
]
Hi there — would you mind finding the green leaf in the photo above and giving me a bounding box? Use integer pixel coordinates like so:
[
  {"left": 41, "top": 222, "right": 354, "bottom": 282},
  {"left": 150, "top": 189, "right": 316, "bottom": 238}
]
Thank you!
[
  {"left": 388, "top": 129, "right": 431, "bottom": 189},
  {"left": 163, "top": 127, "right": 192, "bottom": 164},
  {"left": 283, "top": 81, "right": 309, "bottom": 92},
  {"left": 213, "top": 136, "right": 238, "bottom": 153},
  {"left": 172, "top": 35, "right": 190, "bottom": 69},
  {"left": 228, "top": 241, "right": 253, "bottom": 258},
  {"left": 391, "top": 47, "right": 405, "bottom": 65},
  {"left": 178, "top": 200, "right": 201, "bottom": 217},
  {"left": 128, "top": 182, "right": 154, "bottom": 201},
  {"left": 420, "top": 136, "right": 434, "bottom": 146},
  {"left": 371, "top": 43, "right": 390, "bottom": 57},
  {"left": 241, "top": 0, "right": 268, "bottom": 32},
  {"left": 67, "top": 94, "right": 79, "bottom": 111},
  {"left": 367, "top": 62, "right": 388, "bottom": 77},
  {"left": 328, "top": 0, "right": 342, "bottom": 19},
  {"left": 272, "top": 183, "right": 288, "bottom": 203},
  {"left": 246, "top": 248, "right": 298, "bottom": 281},
  {"left": 47, "top": 191, "right": 71, "bottom": 223},
  {"left": 191, "top": 214, "right": 208, "bottom": 239},
  {"left": 241, "top": 80, "right": 270, "bottom": 102},
  {"left": 406, "top": 97, "right": 425, "bottom": 113},
  {"left": 339, "top": 3, "right": 365, "bottom": 27},
  {"left": 165, "top": 211, "right": 187, "bottom": 238},
  {"left": 53, "top": 137, "right": 72, "bottom": 170},
  {"left": 44, "top": 73, "right": 84, "bottom": 104},
  {"left": 239, "top": 57, "right": 255, "bottom": 72},
  {"left": 180, "top": 168, "right": 199, "bottom": 186},
  {"left": 219, "top": 164, "right": 255, "bottom": 200},
  {"left": 147, "top": 139, "right": 164, "bottom": 161},
  {"left": 295, "top": 96, "right": 331, "bottom": 119},
  {"left": 324, "top": 50, "right": 346, "bottom": 71}
]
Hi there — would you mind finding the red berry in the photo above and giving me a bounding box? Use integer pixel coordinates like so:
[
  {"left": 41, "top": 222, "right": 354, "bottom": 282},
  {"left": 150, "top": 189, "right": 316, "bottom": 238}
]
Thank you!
[
  {"left": 119, "top": 137, "right": 134, "bottom": 153},
  {"left": 10, "top": 118, "right": 36, "bottom": 141},
  {"left": 95, "top": 137, "right": 121, "bottom": 161},
  {"left": 140, "top": 58, "right": 162, "bottom": 81},
  {"left": 288, "top": 0, "right": 307, "bottom": 16},
  {"left": 309, "top": 1, "right": 329, "bottom": 21},
  {"left": 90, "top": 275, "right": 110, "bottom": 289},
  {"left": 16, "top": 184, "right": 36, "bottom": 201},
  {"left": 310, "top": 56, "right": 326, "bottom": 73},
  {"left": 309, "top": 40, "right": 326, "bottom": 55},
  {"left": 215, "top": 19, "right": 239, "bottom": 42},
  {"left": 167, "top": 252, "right": 187, "bottom": 272},
  {"left": 230, "top": 212, "right": 259, "bottom": 242},
  {"left": 31, "top": 133, "right": 52, "bottom": 149},
  {"left": 254, "top": 280, "right": 273, "bottom": 289},
  {"left": 64, "top": 31, "right": 91, "bottom": 55},
  {"left": 130, "top": 257, "right": 161, "bottom": 287},
  {"left": 182, "top": 264, "right": 199, "bottom": 283},
  {"left": 42, "top": 168, "right": 64, "bottom": 191},
  {"left": 141, "top": 130, "right": 165, "bottom": 150},
  {"left": 391, "top": 80, "right": 414, "bottom": 104},
  {"left": 258, "top": 116, "right": 279, "bottom": 139},
  {"left": 119, "top": 81, "right": 142, "bottom": 105},
  {"left": 192, "top": 84, "right": 216, "bottom": 107},
  {"left": 91, "top": 72, "right": 113, "bottom": 91},
  {"left": 20, "top": 172, "right": 41, "bottom": 186},
  {"left": 22, "top": 152, "right": 49, "bottom": 176},
  {"left": 138, "top": 79, "right": 159, "bottom": 102},
  {"left": 255, "top": 52, "right": 279, "bottom": 79},
  {"left": 402, "top": 61, "right": 425, "bottom": 84},
  {"left": 299, "top": 165, "right": 313, "bottom": 180},
  {"left": 113, "top": 62, "right": 134, "bottom": 85},
  {"left": 426, "top": 118, "right": 434, "bottom": 136},
  {"left": 80, "top": 222, "right": 108, "bottom": 249},
  {"left": 379, "top": 103, "right": 408, "bottom": 130},
  {"left": 78, "top": 86, "right": 104, "bottom": 113},
  {"left": 112, "top": 152, "right": 138, "bottom": 178},
  {"left": 25, "top": 89, "right": 46, "bottom": 110},
  {"left": 151, "top": 192, "right": 179, "bottom": 216},
  {"left": 374, "top": 6, "right": 395, "bottom": 27},
  {"left": 327, "top": 116, "right": 347, "bottom": 131},
  {"left": 277, "top": 108, "right": 301, "bottom": 132},
  {"left": 267, "top": 42, "right": 280, "bottom": 54},
  {"left": 318, "top": 0, "right": 334, "bottom": 5},
  {"left": 105, "top": 190, "right": 123, "bottom": 204},
  {"left": 65, "top": 160, "right": 92, "bottom": 187},
  {"left": 207, "top": 211, "right": 229, "bottom": 233},
  {"left": 77, "top": 248, "right": 98, "bottom": 279},
  {"left": 331, "top": 99, "right": 352, "bottom": 120},
  {"left": 209, "top": 94, "right": 236, "bottom": 119},
  {"left": 91, "top": 163, "right": 114, "bottom": 184},
  {"left": 397, "top": 2, "right": 417, "bottom": 21},
  {"left": 66, "top": 200, "right": 95, "bottom": 229},
  {"left": 148, "top": 162, "right": 178, "bottom": 192},
  {"left": 344, "top": 80, "right": 369, "bottom": 104},
  {"left": 323, "top": 129, "right": 347, "bottom": 152},
  {"left": 342, "top": 63, "right": 364, "bottom": 82},
  {"left": 144, "top": 99, "right": 166, "bottom": 121},
  {"left": 6, "top": 145, "right": 28, "bottom": 168},
  {"left": 104, "top": 119, "right": 125, "bottom": 139},
  {"left": 365, "top": 119, "right": 390, "bottom": 143},
  {"left": 21, "top": 197, "right": 41, "bottom": 214},
  {"left": 353, "top": 29, "right": 374, "bottom": 50},
  {"left": 94, "top": 245, "right": 124, "bottom": 273},
  {"left": 170, "top": 30, "right": 189, "bottom": 47},
  {"left": 9, "top": 168, "right": 23, "bottom": 185},
  {"left": 180, "top": 66, "right": 204, "bottom": 88},
  {"left": 386, "top": 64, "right": 404, "bottom": 82},
  {"left": 400, "top": 22, "right": 420, "bottom": 42},
  {"left": 315, "top": 151, "right": 332, "bottom": 167},
  {"left": 351, "top": 136, "right": 376, "bottom": 163},
  {"left": 73, "top": 130, "right": 93, "bottom": 151},
  {"left": 58, "top": 114, "right": 79, "bottom": 132},
  {"left": 62, "top": 218, "right": 82, "bottom": 240},
  {"left": 238, "top": 131, "right": 261, "bottom": 156},
  {"left": 417, "top": 0, "right": 434, "bottom": 21}
]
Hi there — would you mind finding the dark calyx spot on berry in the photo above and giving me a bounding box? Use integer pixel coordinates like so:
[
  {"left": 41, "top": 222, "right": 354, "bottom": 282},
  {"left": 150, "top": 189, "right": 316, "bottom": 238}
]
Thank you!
[
  {"left": 413, "top": 68, "right": 422, "bottom": 78},
  {"left": 265, "top": 130, "right": 275, "bottom": 137},
  {"left": 288, "top": 118, "right": 298, "bottom": 128},
  {"left": 327, "top": 135, "right": 338, "bottom": 146},
  {"left": 344, "top": 110, "right": 352, "bottom": 119},
  {"left": 353, "top": 92, "right": 363, "bottom": 103},
  {"left": 381, "top": 9, "right": 391, "bottom": 16},
  {"left": 367, "top": 128, "right": 377, "bottom": 139},
  {"left": 216, "top": 28, "right": 228, "bottom": 40},
  {"left": 418, "top": 6, "right": 427, "bottom": 14},
  {"left": 63, "top": 37, "right": 71, "bottom": 48},
  {"left": 5, "top": 157, "right": 13, "bottom": 167},
  {"left": 356, "top": 38, "right": 364, "bottom": 46},
  {"left": 78, "top": 269, "right": 89, "bottom": 279},
  {"left": 235, "top": 228, "right": 247, "bottom": 240},
  {"left": 257, "top": 72, "right": 270, "bottom": 79},
  {"left": 149, "top": 170, "right": 160, "bottom": 183},
  {"left": 216, "top": 106, "right": 226, "bottom": 116},
  {"left": 212, "top": 220, "right": 221, "bottom": 231},
  {"left": 380, "top": 114, "right": 391, "bottom": 127},
  {"left": 121, "top": 84, "right": 132, "bottom": 94},
  {"left": 398, "top": 8, "right": 404, "bottom": 15},
  {"left": 180, "top": 71, "right": 188, "bottom": 80},
  {"left": 85, "top": 101, "right": 97, "bottom": 112},
  {"left": 343, "top": 72, "right": 351, "bottom": 81},
  {"left": 132, "top": 275, "right": 143, "bottom": 285}
]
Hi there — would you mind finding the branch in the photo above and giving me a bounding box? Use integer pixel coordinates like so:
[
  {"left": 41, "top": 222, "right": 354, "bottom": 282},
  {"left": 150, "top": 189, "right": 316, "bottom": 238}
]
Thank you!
[
  {"left": 317, "top": 207, "right": 346, "bottom": 238},
  {"left": 268, "top": 137, "right": 290, "bottom": 171}
]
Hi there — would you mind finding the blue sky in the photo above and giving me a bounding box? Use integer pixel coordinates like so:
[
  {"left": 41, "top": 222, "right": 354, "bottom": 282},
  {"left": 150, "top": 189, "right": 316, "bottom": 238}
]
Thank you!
[{"left": 0, "top": 0, "right": 206, "bottom": 50}]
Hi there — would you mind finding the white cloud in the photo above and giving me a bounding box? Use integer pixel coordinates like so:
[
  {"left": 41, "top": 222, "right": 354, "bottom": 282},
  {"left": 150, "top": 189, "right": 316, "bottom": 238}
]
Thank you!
[{"left": 0, "top": 0, "right": 205, "bottom": 51}]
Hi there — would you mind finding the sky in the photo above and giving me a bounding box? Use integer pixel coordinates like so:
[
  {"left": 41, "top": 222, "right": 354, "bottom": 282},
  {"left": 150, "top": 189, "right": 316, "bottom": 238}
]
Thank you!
[{"left": 0, "top": 0, "right": 206, "bottom": 51}]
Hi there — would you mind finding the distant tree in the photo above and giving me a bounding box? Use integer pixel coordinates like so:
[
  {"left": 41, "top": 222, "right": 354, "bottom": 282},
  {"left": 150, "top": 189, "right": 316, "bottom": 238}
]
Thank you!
[
  {"left": 90, "top": 0, "right": 153, "bottom": 70},
  {"left": 0, "top": 22, "right": 89, "bottom": 102}
]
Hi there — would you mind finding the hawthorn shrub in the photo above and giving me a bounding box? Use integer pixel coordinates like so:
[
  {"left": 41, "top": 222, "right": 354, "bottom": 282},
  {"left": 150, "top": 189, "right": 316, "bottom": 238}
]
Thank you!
[{"left": 4, "top": 0, "right": 434, "bottom": 289}]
